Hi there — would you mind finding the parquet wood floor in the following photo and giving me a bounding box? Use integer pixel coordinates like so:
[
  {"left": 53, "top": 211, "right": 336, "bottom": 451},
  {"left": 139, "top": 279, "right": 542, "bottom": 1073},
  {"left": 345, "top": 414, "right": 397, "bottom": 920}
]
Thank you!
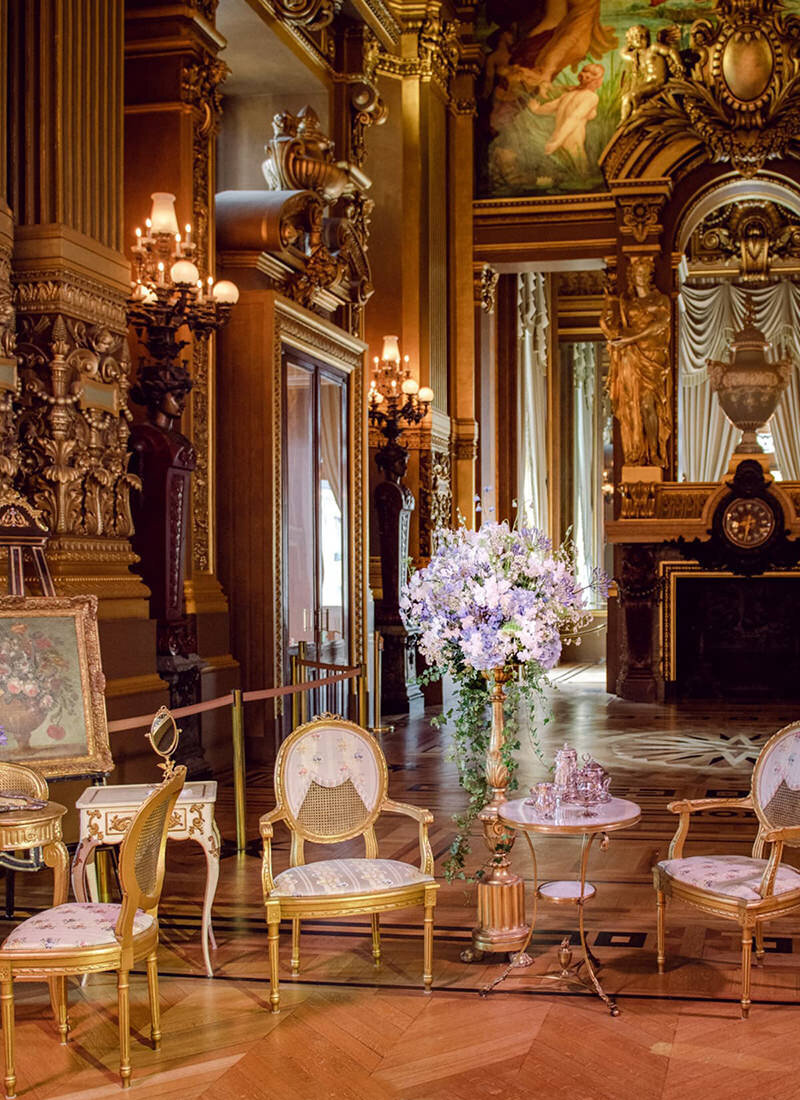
[{"left": 8, "top": 665, "right": 800, "bottom": 1098}]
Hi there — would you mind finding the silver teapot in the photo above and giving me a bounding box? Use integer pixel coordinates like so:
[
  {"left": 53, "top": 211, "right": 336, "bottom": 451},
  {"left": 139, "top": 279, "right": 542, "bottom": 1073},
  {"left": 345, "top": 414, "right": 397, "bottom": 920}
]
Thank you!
[
  {"left": 553, "top": 743, "right": 580, "bottom": 803},
  {"left": 577, "top": 755, "right": 611, "bottom": 804}
]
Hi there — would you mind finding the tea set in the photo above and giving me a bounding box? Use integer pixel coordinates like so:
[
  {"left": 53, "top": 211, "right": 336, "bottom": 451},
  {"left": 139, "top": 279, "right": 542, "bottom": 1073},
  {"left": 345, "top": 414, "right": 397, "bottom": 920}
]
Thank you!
[{"left": 527, "top": 742, "right": 612, "bottom": 819}]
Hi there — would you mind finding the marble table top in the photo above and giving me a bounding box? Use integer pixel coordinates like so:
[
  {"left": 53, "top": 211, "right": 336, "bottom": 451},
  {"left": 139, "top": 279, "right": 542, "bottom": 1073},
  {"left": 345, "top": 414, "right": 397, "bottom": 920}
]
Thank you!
[{"left": 497, "top": 795, "right": 641, "bottom": 835}]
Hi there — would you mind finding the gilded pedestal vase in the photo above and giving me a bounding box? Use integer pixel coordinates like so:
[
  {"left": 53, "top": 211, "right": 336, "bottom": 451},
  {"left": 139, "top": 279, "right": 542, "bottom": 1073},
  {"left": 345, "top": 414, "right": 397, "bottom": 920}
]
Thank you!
[{"left": 462, "top": 668, "right": 531, "bottom": 962}]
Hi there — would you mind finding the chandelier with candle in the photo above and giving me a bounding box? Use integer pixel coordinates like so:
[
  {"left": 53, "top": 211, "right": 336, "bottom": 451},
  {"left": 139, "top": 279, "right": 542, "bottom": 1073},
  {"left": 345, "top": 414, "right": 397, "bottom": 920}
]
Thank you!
[
  {"left": 128, "top": 192, "right": 239, "bottom": 377},
  {"left": 368, "top": 336, "right": 434, "bottom": 449}
]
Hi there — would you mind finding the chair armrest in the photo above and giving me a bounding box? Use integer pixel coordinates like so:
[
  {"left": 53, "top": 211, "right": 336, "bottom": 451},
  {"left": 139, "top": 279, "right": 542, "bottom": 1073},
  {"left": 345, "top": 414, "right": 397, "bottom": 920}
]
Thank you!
[
  {"left": 665, "top": 796, "right": 752, "bottom": 859},
  {"left": 763, "top": 825, "right": 800, "bottom": 844},
  {"left": 259, "top": 808, "right": 285, "bottom": 898},
  {"left": 380, "top": 798, "right": 435, "bottom": 876}
]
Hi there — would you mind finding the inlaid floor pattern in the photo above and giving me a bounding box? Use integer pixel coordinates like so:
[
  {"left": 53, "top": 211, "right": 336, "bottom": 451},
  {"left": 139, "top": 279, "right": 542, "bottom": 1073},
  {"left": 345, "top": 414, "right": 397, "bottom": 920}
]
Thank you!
[{"left": 9, "top": 665, "right": 800, "bottom": 1098}]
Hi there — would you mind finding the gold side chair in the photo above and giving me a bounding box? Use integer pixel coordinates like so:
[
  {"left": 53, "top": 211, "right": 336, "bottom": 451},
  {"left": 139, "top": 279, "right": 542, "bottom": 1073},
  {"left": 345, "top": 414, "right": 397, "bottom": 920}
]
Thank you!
[
  {"left": 0, "top": 764, "right": 186, "bottom": 1098},
  {"left": 260, "top": 715, "right": 439, "bottom": 1012},
  {"left": 654, "top": 719, "right": 800, "bottom": 1017}
]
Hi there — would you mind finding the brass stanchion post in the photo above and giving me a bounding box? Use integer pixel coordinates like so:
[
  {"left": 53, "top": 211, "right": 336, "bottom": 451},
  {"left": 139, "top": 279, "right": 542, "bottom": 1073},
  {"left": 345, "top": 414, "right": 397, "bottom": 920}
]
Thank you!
[
  {"left": 370, "top": 630, "right": 393, "bottom": 735},
  {"left": 290, "top": 654, "right": 299, "bottom": 731},
  {"left": 358, "top": 663, "right": 368, "bottom": 727},
  {"left": 299, "top": 640, "right": 308, "bottom": 724},
  {"left": 231, "top": 689, "right": 247, "bottom": 855}
]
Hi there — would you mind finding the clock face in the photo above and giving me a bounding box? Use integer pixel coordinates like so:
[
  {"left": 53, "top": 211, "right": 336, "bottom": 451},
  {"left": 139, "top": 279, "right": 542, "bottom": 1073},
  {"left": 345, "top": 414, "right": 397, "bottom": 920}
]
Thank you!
[{"left": 722, "top": 497, "right": 776, "bottom": 548}]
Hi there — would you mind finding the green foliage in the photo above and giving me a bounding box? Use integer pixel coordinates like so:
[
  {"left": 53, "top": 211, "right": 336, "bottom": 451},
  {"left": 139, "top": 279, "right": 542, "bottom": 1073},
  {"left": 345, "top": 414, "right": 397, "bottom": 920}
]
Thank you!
[{"left": 425, "top": 663, "right": 548, "bottom": 882}]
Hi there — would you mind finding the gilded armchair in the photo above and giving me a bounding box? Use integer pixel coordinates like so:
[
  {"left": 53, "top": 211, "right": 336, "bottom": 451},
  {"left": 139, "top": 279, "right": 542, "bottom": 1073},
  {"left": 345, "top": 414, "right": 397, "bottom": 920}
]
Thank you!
[
  {"left": 654, "top": 720, "right": 800, "bottom": 1016},
  {"left": 0, "top": 765, "right": 186, "bottom": 1097},
  {"left": 260, "top": 716, "right": 438, "bottom": 1013}
]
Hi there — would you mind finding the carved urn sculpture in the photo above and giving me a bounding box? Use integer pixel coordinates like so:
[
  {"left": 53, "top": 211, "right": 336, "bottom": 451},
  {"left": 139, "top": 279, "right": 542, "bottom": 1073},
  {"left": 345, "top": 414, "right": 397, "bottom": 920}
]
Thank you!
[{"left": 707, "top": 303, "right": 792, "bottom": 454}]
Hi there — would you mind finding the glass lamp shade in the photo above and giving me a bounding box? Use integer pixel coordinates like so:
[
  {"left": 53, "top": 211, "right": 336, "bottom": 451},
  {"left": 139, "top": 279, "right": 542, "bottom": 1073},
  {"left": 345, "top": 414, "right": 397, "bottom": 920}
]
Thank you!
[
  {"left": 149, "top": 192, "right": 180, "bottom": 236},
  {"left": 381, "top": 335, "right": 401, "bottom": 363},
  {"left": 418, "top": 386, "right": 434, "bottom": 404},
  {"left": 211, "top": 279, "right": 240, "bottom": 304},
  {"left": 170, "top": 260, "right": 200, "bottom": 285},
  {"left": 401, "top": 377, "right": 419, "bottom": 395}
]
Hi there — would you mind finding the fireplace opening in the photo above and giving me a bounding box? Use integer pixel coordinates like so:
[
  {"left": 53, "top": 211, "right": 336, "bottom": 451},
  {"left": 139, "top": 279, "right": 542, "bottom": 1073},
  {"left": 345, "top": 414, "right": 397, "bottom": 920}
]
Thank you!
[{"left": 675, "top": 576, "right": 800, "bottom": 700}]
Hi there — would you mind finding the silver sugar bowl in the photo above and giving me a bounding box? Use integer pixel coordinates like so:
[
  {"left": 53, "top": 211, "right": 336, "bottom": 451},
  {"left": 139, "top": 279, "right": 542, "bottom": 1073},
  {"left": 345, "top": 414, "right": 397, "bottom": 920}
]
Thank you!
[{"left": 577, "top": 754, "right": 611, "bottom": 804}]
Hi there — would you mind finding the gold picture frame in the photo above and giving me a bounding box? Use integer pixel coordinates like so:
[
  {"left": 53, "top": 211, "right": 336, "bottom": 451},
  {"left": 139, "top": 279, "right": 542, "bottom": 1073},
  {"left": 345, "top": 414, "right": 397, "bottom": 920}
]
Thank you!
[{"left": 0, "top": 594, "right": 112, "bottom": 779}]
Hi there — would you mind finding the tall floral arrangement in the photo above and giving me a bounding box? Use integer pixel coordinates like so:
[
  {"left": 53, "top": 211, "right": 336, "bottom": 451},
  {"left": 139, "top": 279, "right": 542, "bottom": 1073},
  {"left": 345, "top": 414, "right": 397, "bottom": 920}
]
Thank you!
[{"left": 401, "top": 519, "right": 606, "bottom": 878}]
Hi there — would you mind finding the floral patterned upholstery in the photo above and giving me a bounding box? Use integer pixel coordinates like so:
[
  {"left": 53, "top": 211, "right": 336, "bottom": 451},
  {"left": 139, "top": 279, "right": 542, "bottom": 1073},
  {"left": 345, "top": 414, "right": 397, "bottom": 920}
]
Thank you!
[
  {"left": 657, "top": 855, "right": 800, "bottom": 901},
  {"left": 1, "top": 903, "right": 155, "bottom": 952},
  {"left": 283, "top": 727, "right": 383, "bottom": 817},
  {"left": 270, "top": 858, "right": 434, "bottom": 898}
]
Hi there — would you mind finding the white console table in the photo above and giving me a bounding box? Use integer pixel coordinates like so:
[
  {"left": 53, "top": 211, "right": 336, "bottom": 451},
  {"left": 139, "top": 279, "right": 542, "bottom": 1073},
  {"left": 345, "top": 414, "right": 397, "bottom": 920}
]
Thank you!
[{"left": 72, "top": 781, "right": 220, "bottom": 977}]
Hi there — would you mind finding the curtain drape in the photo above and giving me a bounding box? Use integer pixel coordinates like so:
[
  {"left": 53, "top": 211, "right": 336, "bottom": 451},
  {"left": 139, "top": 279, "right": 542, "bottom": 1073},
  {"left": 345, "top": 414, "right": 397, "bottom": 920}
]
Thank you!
[
  {"left": 679, "top": 280, "right": 800, "bottom": 480},
  {"left": 572, "top": 342, "right": 598, "bottom": 592},
  {"left": 518, "top": 272, "right": 549, "bottom": 533},
  {"left": 319, "top": 379, "right": 344, "bottom": 511}
]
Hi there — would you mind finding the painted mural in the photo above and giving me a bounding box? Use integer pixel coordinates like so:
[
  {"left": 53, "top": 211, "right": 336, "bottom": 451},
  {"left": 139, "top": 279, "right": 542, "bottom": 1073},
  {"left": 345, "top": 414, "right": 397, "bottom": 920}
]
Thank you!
[{"left": 476, "top": 0, "right": 716, "bottom": 198}]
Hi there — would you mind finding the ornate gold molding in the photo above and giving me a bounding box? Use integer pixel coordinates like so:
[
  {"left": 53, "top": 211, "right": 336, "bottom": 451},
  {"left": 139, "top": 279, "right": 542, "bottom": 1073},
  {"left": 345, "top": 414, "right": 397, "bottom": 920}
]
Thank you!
[
  {"left": 474, "top": 263, "right": 499, "bottom": 313},
  {"left": 14, "top": 270, "right": 127, "bottom": 331},
  {"left": 605, "top": 0, "right": 800, "bottom": 179},
  {"left": 181, "top": 52, "right": 228, "bottom": 576},
  {"left": 418, "top": 446, "right": 452, "bottom": 558}
]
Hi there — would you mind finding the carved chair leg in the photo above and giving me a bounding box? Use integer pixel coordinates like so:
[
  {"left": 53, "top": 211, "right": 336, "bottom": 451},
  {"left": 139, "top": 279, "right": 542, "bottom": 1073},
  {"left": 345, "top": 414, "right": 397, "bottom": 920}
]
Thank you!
[
  {"left": 291, "top": 919, "right": 301, "bottom": 976},
  {"left": 754, "top": 922, "right": 765, "bottom": 964},
  {"left": 146, "top": 950, "right": 161, "bottom": 1051},
  {"left": 370, "top": 914, "right": 381, "bottom": 967},
  {"left": 740, "top": 926, "right": 753, "bottom": 1019},
  {"left": 117, "top": 969, "right": 131, "bottom": 1088},
  {"left": 1, "top": 978, "right": 16, "bottom": 1099},
  {"left": 267, "top": 914, "right": 281, "bottom": 1014},
  {"left": 49, "top": 976, "right": 68, "bottom": 1044},
  {"left": 656, "top": 889, "right": 666, "bottom": 973},
  {"left": 423, "top": 895, "right": 435, "bottom": 994}
]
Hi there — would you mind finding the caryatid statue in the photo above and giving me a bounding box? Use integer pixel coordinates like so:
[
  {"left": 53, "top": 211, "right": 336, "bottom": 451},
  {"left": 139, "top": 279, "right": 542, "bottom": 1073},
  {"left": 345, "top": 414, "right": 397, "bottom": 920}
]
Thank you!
[{"left": 601, "top": 256, "right": 672, "bottom": 470}]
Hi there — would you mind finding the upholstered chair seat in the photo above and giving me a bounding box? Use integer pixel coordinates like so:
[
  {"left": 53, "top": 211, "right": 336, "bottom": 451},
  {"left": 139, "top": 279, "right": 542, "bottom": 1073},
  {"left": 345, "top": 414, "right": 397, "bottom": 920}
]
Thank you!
[
  {"left": 2, "top": 904, "right": 155, "bottom": 952},
  {"left": 654, "top": 720, "right": 800, "bottom": 1017},
  {"left": 271, "top": 858, "right": 435, "bottom": 898},
  {"left": 260, "top": 716, "right": 439, "bottom": 1013}
]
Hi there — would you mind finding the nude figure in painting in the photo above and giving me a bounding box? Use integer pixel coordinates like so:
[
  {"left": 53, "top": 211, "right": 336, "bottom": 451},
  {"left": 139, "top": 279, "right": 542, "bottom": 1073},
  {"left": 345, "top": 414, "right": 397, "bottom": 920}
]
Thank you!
[
  {"left": 527, "top": 62, "right": 604, "bottom": 167},
  {"left": 509, "top": 0, "right": 616, "bottom": 93}
]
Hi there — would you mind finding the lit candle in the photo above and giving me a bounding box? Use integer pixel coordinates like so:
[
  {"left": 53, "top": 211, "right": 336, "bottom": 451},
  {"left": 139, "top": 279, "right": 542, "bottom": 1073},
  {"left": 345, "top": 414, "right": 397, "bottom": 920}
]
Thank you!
[
  {"left": 196, "top": 279, "right": 204, "bottom": 302},
  {"left": 157, "top": 261, "right": 165, "bottom": 286},
  {"left": 185, "top": 224, "right": 192, "bottom": 248}
]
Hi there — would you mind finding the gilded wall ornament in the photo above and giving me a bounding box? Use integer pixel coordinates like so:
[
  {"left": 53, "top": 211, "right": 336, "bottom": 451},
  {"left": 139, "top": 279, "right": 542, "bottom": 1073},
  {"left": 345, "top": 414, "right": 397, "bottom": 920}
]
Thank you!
[
  {"left": 612, "top": 0, "right": 800, "bottom": 178},
  {"left": 271, "top": 0, "right": 342, "bottom": 31},
  {"left": 15, "top": 309, "right": 139, "bottom": 540},
  {"left": 475, "top": 263, "right": 499, "bottom": 313},
  {"left": 620, "top": 195, "right": 665, "bottom": 244}
]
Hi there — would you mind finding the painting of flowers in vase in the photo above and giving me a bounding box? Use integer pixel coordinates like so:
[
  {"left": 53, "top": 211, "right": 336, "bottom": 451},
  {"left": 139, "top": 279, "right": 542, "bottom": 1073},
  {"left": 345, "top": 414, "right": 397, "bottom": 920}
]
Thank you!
[{"left": 0, "top": 597, "right": 112, "bottom": 779}]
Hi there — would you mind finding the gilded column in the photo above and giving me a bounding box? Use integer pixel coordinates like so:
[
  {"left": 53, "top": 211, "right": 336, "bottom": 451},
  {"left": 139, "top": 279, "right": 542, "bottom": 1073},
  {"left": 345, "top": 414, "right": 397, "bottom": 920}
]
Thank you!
[{"left": 7, "top": 0, "right": 151, "bottom": 618}]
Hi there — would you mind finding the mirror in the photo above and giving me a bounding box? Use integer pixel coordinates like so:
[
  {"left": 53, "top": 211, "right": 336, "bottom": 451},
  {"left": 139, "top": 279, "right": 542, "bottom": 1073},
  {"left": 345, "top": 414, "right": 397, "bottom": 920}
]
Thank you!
[{"left": 146, "top": 706, "right": 180, "bottom": 777}]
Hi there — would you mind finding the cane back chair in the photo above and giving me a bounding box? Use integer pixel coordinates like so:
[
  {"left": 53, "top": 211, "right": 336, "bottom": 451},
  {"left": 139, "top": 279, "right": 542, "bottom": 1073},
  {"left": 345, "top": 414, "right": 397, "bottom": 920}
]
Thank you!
[
  {"left": 260, "top": 716, "right": 438, "bottom": 1012},
  {"left": 0, "top": 763, "right": 49, "bottom": 918},
  {"left": 0, "top": 765, "right": 186, "bottom": 1097},
  {"left": 654, "top": 720, "right": 800, "bottom": 1016}
]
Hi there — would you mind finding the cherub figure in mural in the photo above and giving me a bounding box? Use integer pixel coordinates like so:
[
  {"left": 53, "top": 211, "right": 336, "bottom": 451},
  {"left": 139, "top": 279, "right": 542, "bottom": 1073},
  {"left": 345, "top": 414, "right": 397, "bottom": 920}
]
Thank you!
[
  {"left": 507, "top": 0, "right": 616, "bottom": 94},
  {"left": 619, "top": 24, "right": 682, "bottom": 122},
  {"left": 601, "top": 256, "right": 671, "bottom": 469},
  {"left": 527, "top": 62, "right": 604, "bottom": 168}
]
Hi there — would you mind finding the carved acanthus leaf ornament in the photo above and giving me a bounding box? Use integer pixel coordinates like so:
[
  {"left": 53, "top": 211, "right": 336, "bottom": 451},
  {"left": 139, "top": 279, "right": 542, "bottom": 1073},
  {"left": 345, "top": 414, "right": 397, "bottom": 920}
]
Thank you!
[{"left": 611, "top": 0, "right": 800, "bottom": 178}]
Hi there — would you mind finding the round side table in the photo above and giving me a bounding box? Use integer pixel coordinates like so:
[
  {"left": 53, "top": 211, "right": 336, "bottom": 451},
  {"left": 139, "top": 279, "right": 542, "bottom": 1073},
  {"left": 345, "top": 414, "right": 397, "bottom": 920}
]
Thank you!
[
  {"left": 487, "top": 795, "right": 641, "bottom": 1015},
  {"left": 0, "top": 801, "right": 69, "bottom": 907}
]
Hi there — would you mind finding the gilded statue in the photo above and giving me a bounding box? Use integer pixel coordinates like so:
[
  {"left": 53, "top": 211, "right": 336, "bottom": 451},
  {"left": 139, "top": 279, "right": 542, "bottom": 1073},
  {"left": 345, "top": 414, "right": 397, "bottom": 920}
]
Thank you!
[
  {"left": 619, "top": 24, "right": 682, "bottom": 123},
  {"left": 601, "top": 256, "right": 671, "bottom": 469}
]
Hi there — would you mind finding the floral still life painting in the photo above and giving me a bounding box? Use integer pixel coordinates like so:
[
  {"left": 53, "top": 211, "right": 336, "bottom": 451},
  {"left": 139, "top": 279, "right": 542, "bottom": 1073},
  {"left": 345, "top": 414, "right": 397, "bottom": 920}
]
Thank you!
[{"left": 0, "top": 596, "right": 112, "bottom": 779}]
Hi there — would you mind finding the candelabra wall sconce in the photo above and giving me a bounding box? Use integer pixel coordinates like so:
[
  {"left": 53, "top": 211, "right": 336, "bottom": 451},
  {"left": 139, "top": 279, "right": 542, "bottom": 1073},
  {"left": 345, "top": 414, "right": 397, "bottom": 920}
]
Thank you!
[
  {"left": 368, "top": 335, "right": 433, "bottom": 716},
  {"left": 127, "top": 191, "right": 239, "bottom": 776}
]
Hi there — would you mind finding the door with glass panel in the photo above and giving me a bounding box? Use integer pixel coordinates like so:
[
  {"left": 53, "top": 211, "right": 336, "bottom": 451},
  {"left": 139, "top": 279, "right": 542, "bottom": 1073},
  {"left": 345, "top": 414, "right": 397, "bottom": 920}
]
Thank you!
[{"left": 283, "top": 353, "right": 349, "bottom": 716}]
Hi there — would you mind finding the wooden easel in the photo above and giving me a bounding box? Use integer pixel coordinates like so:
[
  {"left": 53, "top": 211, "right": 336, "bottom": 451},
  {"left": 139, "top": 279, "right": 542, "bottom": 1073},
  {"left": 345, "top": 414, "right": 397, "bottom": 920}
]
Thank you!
[
  {"left": 0, "top": 490, "right": 55, "bottom": 915},
  {"left": 0, "top": 491, "right": 55, "bottom": 597}
]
